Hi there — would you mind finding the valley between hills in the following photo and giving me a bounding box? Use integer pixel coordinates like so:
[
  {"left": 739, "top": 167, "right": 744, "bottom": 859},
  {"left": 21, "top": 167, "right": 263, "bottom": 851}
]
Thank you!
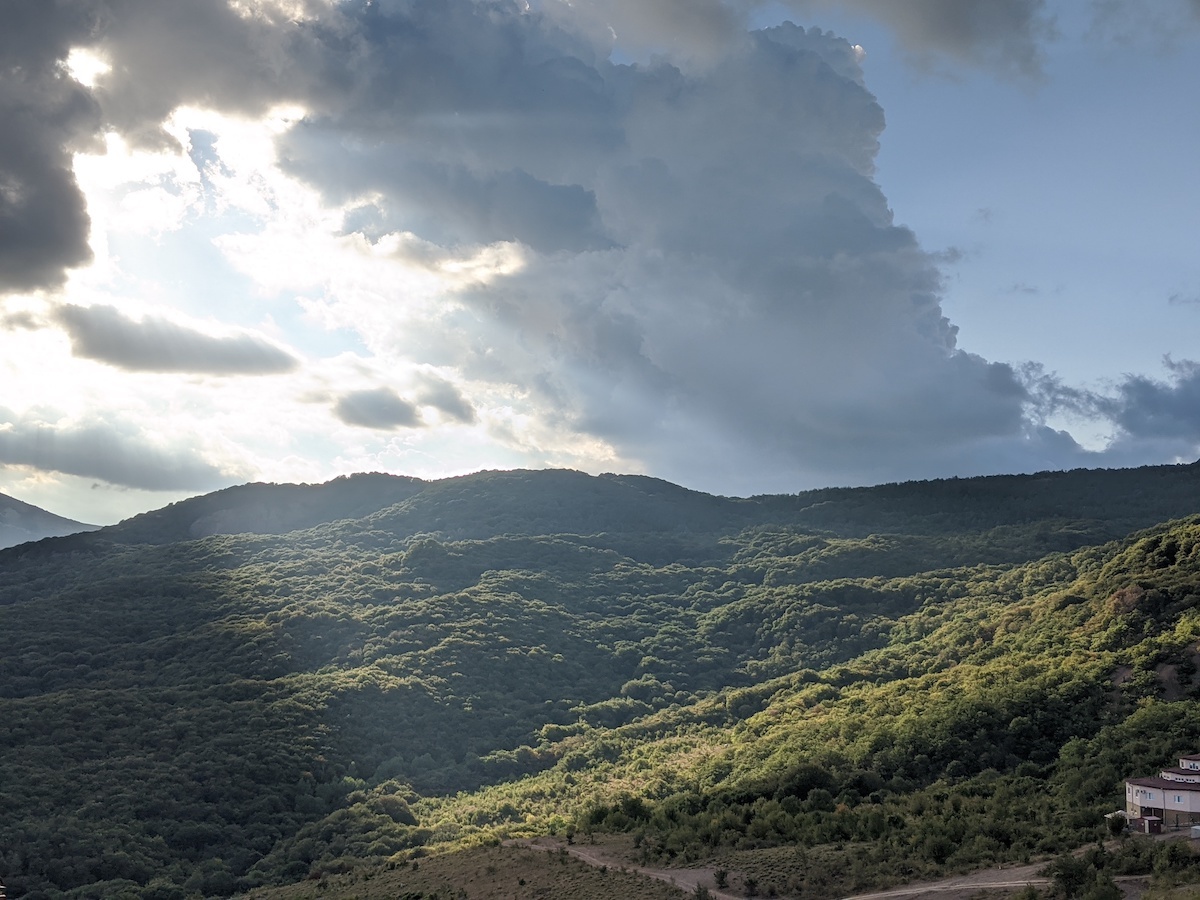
[{"left": 8, "top": 465, "right": 1200, "bottom": 899}]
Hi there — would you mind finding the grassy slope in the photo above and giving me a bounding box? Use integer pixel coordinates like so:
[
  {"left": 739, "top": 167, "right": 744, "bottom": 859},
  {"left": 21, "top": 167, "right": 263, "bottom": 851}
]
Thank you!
[{"left": 243, "top": 841, "right": 692, "bottom": 900}]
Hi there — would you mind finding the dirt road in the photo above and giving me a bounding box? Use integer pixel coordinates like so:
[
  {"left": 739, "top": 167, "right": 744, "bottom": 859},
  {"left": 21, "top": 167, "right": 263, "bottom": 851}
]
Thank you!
[
  {"left": 838, "top": 868, "right": 1154, "bottom": 900},
  {"left": 510, "top": 838, "right": 1153, "bottom": 900},
  {"left": 835, "top": 861, "right": 1052, "bottom": 900},
  {"left": 511, "top": 837, "right": 744, "bottom": 899}
]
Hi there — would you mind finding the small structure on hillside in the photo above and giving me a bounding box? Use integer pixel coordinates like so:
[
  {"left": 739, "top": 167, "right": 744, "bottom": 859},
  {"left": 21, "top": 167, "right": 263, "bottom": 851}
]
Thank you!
[{"left": 1126, "top": 753, "right": 1200, "bottom": 830}]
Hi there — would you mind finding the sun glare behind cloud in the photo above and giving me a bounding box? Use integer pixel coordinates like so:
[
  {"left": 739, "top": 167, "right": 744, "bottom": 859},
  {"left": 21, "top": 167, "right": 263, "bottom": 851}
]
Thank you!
[{"left": 64, "top": 48, "right": 111, "bottom": 87}]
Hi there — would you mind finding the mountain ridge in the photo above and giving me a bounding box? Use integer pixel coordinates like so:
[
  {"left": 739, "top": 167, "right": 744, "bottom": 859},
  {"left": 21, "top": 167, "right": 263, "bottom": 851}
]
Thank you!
[
  {"left": 19, "top": 460, "right": 1200, "bottom": 553},
  {"left": 0, "top": 490, "right": 97, "bottom": 550}
]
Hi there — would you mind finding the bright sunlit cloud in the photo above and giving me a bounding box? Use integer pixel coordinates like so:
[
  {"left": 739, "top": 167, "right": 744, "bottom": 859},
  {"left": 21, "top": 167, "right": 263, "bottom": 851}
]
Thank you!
[{"left": 65, "top": 48, "right": 111, "bottom": 87}]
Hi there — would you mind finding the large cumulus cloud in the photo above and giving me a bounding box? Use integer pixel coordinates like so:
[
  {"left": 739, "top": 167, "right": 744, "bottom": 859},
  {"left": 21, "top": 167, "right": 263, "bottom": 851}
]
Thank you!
[
  {"left": 4, "top": 0, "right": 1194, "bottom": 496},
  {"left": 269, "top": 2, "right": 1047, "bottom": 489},
  {"left": 0, "top": 0, "right": 1065, "bottom": 293}
]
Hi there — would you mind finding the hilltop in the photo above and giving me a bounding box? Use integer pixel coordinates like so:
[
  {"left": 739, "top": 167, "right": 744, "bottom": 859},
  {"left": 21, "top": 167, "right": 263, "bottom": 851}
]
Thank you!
[
  {"left": 0, "top": 491, "right": 96, "bottom": 550},
  {"left": 5, "top": 463, "right": 1200, "bottom": 898}
]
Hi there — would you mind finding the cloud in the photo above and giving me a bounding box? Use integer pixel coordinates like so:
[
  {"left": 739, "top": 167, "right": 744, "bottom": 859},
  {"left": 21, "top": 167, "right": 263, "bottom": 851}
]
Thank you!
[
  {"left": 51, "top": 303, "right": 298, "bottom": 374},
  {"left": 1006, "top": 282, "right": 1040, "bottom": 295},
  {"left": 0, "top": 0, "right": 336, "bottom": 295},
  {"left": 85, "top": 1, "right": 328, "bottom": 146},
  {"left": 5, "top": 0, "right": 1171, "bottom": 498},
  {"left": 268, "top": 5, "right": 1055, "bottom": 489},
  {"left": 334, "top": 388, "right": 422, "bottom": 430},
  {"left": 852, "top": 0, "right": 1054, "bottom": 74},
  {"left": 2, "top": 0, "right": 614, "bottom": 289},
  {"left": 416, "top": 376, "right": 478, "bottom": 425},
  {"left": 1009, "top": 359, "right": 1200, "bottom": 472},
  {"left": 559, "top": 0, "right": 1056, "bottom": 76},
  {"left": 772, "top": 0, "right": 1055, "bottom": 76},
  {"left": 0, "top": 0, "right": 1060, "bottom": 299},
  {"left": 0, "top": 2, "right": 101, "bottom": 292},
  {"left": 1, "top": 310, "right": 40, "bottom": 330},
  {"left": 1096, "top": 359, "right": 1200, "bottom": 441},
  {"left": 544, "top": 0, "right": 747, "bottom": 67},
  {"left": 283, "top": 146, "right": 614, "bottom": 253},
  {"left": 39, "top": 1, "right": 1052, "bottom": 491},
  {"left": 1087, "top": 0, "right": 1200, "bottom": 48},
  {"left": 0, "top": 408, "right": 229, "bottom": 491}
]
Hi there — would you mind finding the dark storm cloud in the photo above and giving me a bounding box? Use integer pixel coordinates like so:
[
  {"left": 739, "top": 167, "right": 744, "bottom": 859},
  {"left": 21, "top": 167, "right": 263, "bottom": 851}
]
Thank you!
[
  {"left": 53, "top": 303, "right": 298, "bottom": 374},
  {"left": 334, "top": 388, "right": 422, "bottom": 430},
  {"left": 0, "top": 1, "right": 101, "bottom": 292},
  {"left": 0, "top": 407, "right": 227, "bottom": 490}
]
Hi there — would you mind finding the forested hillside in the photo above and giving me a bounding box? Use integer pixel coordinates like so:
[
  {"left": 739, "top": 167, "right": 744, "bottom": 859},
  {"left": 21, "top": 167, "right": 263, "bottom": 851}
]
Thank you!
[{"left": 5, "top": 464, "right": 1200, "bottom": 899}]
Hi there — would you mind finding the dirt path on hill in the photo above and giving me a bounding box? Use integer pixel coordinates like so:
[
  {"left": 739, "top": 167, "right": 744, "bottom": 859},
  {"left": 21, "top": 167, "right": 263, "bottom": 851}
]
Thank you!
[
  {"left": 507, "top": 838, "right": 1166, "bottom": 900},
  {"left": 506, "top": 839, "right": 1166, "bottom": 900},
  {"left": 838, "top": 868, "right": 1154, "bottom": 900},
  {"left": 835, "top": 861, "right": 1053, "bottom": 900},
  {"left": 508, "top": 836, "right": 744, "bottom": 899},
  {"left": 841, "top": 832, "right": 1199, "bottom": 900}
]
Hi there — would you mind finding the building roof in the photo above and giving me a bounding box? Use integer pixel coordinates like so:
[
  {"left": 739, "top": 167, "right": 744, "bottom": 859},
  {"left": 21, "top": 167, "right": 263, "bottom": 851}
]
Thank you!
[
  {"left": 1161, "top": 767, "right": 1200, "bottom": 779},
  {"left": 1180, "top": 754, "right": 1200, "bottom": 761},
  {"left": 1127, "top": 776, "right": 1200, "bottom": 792}
]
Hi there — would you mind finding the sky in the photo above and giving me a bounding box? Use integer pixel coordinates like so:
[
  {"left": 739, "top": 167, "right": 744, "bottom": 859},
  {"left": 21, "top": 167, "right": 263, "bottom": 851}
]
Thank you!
[{"left": 2, "top": 0, "right": 1200, "bottom": 525}]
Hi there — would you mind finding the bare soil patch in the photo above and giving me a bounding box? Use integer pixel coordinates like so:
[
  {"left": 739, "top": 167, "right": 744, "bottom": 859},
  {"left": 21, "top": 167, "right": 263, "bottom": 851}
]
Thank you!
[{"left": 511, "top": 836, "right": 745, "bottom": 899}]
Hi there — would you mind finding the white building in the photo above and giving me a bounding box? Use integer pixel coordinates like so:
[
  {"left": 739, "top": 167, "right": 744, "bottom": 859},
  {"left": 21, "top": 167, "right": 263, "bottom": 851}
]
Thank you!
[{"left": 1125, "top": 754, "right": 1200, "bottom": 826}]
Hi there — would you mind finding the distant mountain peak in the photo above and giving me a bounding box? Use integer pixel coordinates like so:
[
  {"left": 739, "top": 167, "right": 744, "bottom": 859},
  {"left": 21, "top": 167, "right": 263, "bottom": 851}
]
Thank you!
[{"left": 0, "top": 492, "right": 97, "bottom": 550}]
